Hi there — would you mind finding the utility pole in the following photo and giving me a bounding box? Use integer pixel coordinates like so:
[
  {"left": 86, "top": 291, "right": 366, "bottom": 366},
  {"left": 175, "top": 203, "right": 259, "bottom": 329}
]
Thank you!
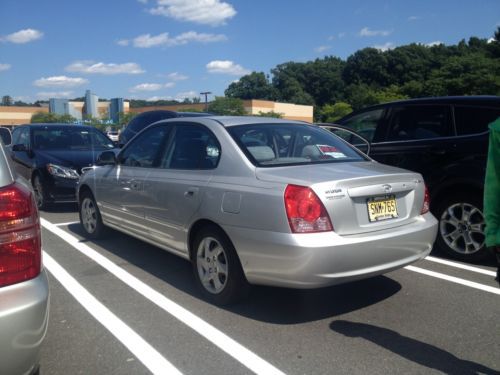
[{"left": 200, "top": 91, "right": 211, "bottom": 112}]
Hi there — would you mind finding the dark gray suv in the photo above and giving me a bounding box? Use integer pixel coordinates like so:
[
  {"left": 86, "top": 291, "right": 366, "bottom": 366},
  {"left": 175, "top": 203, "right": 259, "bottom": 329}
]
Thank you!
[{"left": 337, "top": 96, "right": 500, "bottom": 262}]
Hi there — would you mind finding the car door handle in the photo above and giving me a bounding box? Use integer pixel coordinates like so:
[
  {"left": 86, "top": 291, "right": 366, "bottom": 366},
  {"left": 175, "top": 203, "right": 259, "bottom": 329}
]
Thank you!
[{"left": 184, "top": 187, "right": 199, "bottom": 198}]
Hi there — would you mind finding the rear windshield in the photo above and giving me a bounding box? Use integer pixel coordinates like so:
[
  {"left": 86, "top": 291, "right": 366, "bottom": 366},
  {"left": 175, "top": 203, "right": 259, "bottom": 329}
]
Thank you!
[{"left": 228, "top": 123, "right": 366, "bottom": 167}]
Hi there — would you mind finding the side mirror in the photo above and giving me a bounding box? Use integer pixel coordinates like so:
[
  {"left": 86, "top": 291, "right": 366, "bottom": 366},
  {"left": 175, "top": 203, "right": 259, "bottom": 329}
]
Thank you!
[
  {"left": 97, "top": 151, "right": 117, "bottom": 166},
  {"left": 318, "top": 123, "right": 371, "bottom": 156},
  {"left": 12, "top": 144, "right": 28, "bottom": 152},
  {"left": 0, "top": 128, "right": 11, "bottom": 146}
]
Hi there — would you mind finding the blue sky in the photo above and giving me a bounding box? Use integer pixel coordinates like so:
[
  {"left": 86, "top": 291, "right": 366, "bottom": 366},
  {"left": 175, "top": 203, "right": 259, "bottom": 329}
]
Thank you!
[{"left": 1, "top": 0, "right": 499, "bottom": 103}]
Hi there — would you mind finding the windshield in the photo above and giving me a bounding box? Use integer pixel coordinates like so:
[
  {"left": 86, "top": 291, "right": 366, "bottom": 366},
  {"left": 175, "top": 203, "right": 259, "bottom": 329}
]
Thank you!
[
  {"left": 33, "top": 127, "right": 115, "bottom": 151},
  {"left": 228, "top": 123, "right": 366, "bottom": 167}
]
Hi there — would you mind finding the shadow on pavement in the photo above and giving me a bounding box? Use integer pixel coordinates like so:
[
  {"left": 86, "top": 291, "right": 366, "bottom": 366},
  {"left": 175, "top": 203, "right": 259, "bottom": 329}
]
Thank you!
[
  {"left": 330, "top": 320, "right": 498, "bottom": 374},
  {"left": 66, "top": 223, "right": 402, "bottom": 324},
  {"left": 41, "top": 202, "right": 78, "bottom": 213}
]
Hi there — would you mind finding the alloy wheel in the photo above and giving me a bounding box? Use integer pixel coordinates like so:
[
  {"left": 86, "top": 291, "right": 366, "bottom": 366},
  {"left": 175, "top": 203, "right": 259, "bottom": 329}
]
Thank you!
[
  {"left": 440, "top": 202, "right": 486, "bottom": 255},
  {"left": 196, "top": 236, "right": 229, "bottom": 294},
  {"left": 81, "top": 197, "right": 98, "bottom": 234}
]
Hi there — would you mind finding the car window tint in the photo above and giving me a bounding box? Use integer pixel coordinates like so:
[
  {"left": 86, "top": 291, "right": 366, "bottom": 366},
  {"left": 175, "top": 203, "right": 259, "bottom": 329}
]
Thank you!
[
  {"left": 128, "top": 112, "right": 176, "bottom": 133},
  {"left": 18, "top": 128, "right": 30, "bottom": 148},
  {"left": 11, "top": 128, "right": 23, "bottom": 145},
  {"left": 339, "top": 109, "right": 383, "bottom": 142},
  {"left": 454, "top": 106, "right": 500, "bottom": 135},
  {"left": 387, "top": 105, "right": 452, "bottom": 141},
  {"left": 162, "top": 124, "right": 220, "bottom": 170},
  {"left": 229, "top": 124, "right": 365, "bottom": 167},
  {"left": 32, "top": 128, "right": 114, "bottom": 150},
  {"left": 120, "top": 125, "right": 169, "bottom": 168}
]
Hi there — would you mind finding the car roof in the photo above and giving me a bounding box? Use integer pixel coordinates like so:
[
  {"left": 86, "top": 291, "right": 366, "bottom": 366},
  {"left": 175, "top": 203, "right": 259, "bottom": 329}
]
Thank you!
[
  {"left": 17, "top": 123, "right": 100, "bottom": 129},
  {"left": 173, "top": 116, "right": 310, "bottom": 128},
  {"left": 353, "top": 96, "right": 500, "bottom": 111}
]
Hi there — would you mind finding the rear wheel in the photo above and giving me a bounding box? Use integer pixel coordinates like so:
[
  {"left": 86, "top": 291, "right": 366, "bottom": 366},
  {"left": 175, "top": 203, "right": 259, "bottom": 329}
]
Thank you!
[
  {"left": 434, "top": 193, "right": 488, "bottom": 261},
  {"left": 79, "top": 190, "right": 106, "bottom": 239},
  {"left": 192, "top": 225, "right": 249, "bottom": 305}
]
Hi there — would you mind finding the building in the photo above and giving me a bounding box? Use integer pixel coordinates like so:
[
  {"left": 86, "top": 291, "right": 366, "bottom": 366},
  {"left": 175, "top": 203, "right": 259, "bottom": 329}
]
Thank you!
[
  {"left": 109, "top": 98, "right": 124, "bottom": 123},
  {"left": 84, "top": 90, "right": 99, "bottom": 118},
  {"left": 49, "top": 98, "right": 67, "bottom": 114}
]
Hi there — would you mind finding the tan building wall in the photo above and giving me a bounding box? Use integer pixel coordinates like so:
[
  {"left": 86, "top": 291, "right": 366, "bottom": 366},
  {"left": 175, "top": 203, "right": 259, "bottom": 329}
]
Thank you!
[
  {"left": 131, "top": 100, "right": 314, "bottom": 122},
  {"left": 0, "top": 106, "right": 49, "bottom": 125}
]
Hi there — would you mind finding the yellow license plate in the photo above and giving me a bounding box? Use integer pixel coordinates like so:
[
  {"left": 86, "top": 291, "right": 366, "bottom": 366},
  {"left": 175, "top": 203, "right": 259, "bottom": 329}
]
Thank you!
[{"left": 367, "top": 195, "right": 398, "bottom": 222}]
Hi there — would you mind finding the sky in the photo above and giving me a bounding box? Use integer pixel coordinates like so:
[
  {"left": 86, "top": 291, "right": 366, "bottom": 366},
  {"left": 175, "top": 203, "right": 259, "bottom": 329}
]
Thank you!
[{"left": 1, "top": 0, "right": 499, "bottom": 104}]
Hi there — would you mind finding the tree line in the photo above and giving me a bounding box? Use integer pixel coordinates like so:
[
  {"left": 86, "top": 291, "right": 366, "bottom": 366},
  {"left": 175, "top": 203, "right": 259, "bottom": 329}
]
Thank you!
[{"left": 225, "top": 28, "right": 500, "bottom": 122}]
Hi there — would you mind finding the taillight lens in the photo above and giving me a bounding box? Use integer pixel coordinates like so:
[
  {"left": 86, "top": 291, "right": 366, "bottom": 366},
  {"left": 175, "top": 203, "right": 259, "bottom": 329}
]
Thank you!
[
  {"left": 284, "top": 185, "right": 333, "bottom": 233},
  {"left": 421, "top": 184, "right": 430, "bottom": 214},
  {"left": 0, "top": 182, "right": 41, "bottom": 288}
]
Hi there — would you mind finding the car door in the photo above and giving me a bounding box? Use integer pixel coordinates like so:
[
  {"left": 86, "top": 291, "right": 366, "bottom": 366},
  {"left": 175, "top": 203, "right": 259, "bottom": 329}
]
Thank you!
[
  {"left": 10, "top": 127, "right": 33, "bottom": 180},
  {"left": 368, "top": 104, "right": 455, "bottom": 188},
  {"left": 142, "top": 123, "right": 221, "bottom": 255},
  {"left": 97, "top": 124, "right": 171, "bottom": 236}
]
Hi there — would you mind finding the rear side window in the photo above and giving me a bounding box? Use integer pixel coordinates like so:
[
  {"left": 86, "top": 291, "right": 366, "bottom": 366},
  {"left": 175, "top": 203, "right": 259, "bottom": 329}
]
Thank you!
[
  {"left": 339, "top": 108, "right": 384, "bottom": 142},
  {"left": 229, "top": 123, "right": 365, "bottom": 167},
  {"left": 387, "top": 105, "right": 452, "bottom": 141},
  {"left": 454, "top": 106, "right": 500, "bottom": 135}
]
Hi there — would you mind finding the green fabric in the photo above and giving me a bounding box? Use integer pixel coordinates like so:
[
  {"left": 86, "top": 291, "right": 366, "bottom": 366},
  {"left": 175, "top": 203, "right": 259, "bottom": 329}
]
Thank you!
[{"left": 484, "top": 117, "right": 500, "bottom": 247}]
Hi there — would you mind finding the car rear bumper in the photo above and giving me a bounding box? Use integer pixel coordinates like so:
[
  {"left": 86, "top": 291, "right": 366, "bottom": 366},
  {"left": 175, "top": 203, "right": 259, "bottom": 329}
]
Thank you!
[
  {"left": 0, "top": 270, "right": 50, "bottom": 375},
  {"left": 225, "top": 213, "right": 438, "bottom": 288}
]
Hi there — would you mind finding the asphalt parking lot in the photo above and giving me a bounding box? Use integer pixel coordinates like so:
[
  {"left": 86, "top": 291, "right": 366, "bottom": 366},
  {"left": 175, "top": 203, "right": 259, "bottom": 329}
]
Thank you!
[{"left": 39, "top": 204, "right": 499, "bottom": 375}]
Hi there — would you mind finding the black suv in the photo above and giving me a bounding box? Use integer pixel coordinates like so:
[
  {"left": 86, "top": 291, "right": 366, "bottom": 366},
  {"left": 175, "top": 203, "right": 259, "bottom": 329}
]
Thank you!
[
  {"left": 119, "top": 110, "right": 210, "bottom": 146},
  {"left": 337, "top": 96, "right": 500, "bottom": 261}
]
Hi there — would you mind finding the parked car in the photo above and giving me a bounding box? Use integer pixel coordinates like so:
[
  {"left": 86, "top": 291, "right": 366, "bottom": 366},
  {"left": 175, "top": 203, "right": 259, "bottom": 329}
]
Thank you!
[
  {"left": 106, "top": 130, "right": 120, "bottom": 143},
  {"left": 78, "top": 117, "right": 437, "bottom": 305},
  {"left": 9, "top": 124, "right": 117, "bottom": 209},
  {"left": 119, "top": 110, "right": 210, "bottom": 146},
  {"left": 0, "top": 140, "right": 49, "bottom": 375},
  {"left": 336, "top": 96, "right": 500, "bottom": 261},
  {"left": 0, "top": 127, "right": 11, "bottom": 146}
]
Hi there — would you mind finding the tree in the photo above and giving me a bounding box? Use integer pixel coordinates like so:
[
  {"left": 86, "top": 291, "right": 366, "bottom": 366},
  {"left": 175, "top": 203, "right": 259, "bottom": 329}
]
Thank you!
[
  {"left": 317, "top": 102, "right": 353, "bottom": 123},
  {"left": 1, "top": 95, "right": 13, "bottom": 106},
  {"left": 31, "top": 112, "right": 77, "bottom": 123},
  {"left": 225, "top": 72, "right": 277, "bottom": 100},
  {"left": 254, "top": 111, "right": 283, "bottom": 118},
  {"left": 118, "top": 111, "right": 136, "bottom": 125},
  {"left": 208, "top": 97, "right": 246, "bottom": 115}
]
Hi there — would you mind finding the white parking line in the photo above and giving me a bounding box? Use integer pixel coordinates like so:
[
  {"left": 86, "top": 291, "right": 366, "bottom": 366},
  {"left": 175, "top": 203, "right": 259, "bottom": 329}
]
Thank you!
[
  {"left": 54, "top": 221, "right": 80, "bottom": 227},
  {"left": 425, "top": 256, "right": 496, "bottom": 277},
  {"left": 43, "top": 251, "right": 183, "bottom": 375},
  {"left": 41, "top": 218, "right": 286, "bottom": 375},
  {"left": 405, "top": 266, "right": 500, "bottom": 295}
]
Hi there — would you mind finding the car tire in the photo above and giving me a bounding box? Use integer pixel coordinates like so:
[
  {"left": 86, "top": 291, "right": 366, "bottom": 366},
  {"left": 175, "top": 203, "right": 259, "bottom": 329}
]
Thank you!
[
  {"left": 79, "top": 190, "right": 106, "bottom": 239},
  {"left": 32, "top": 175, "right": 49, "bottom": 210},
  {"left": 434, "top": 193, "right": 488, "bottom": 261},
  {"left": 192, "top": 225, "right": 249, "bottom": 305}
]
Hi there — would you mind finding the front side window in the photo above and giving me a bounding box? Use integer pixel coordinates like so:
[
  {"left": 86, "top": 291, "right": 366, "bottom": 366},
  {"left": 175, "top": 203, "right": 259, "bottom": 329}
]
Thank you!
[
  {"left": 339, "top": 108, "right": 384, "bottom": 142},
  {"left": 161, "top": 124, "right": 220, "bottom": 170},
  {"left": 454, "top": 106, "right": 500, "bottom": 135},
  {"left": 13, "top": 128, "right": 29, "bottom": 147},
  {"left": 32, "top": 127, "right": 115, "bottom": 150},
  {"left": 387, "top": 105, "right": 452, "bottom": 141},
  {"left": 229, "top": 124, "right": 366, "bottom": 167},
  {"left": 120, "top": 125, "right": 170, "bottom": 168}
]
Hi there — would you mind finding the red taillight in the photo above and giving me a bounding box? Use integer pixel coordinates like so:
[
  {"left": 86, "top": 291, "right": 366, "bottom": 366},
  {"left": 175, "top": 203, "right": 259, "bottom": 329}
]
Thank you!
[
  {"left": 284, "top": 185, "right": 333, "bottom": 233},
  {"left": 0, "top": 182, "right": 41, "bottom": 288},
  {"left": 421, "top": 184, "right": 430, "bottom": 214}
]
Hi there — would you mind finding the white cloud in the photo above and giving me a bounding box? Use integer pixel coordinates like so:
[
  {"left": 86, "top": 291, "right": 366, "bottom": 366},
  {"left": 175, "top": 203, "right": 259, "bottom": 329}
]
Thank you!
[
  {"left": 315, "top": 45, "right": 331, "bottom": 53},
  {"left": 175, "top": 91, "right": 199, "bottom": 101},
  {"left": 130, "top": 82, "right": 175, "bottom": 92},
  {"left": 425, "top": 41, "right": 443, "bottom": 47},
  {"left": 0, "top": 63, "right": 11, "bottom": 72},
  {"left": 33, "top": 75, "right": 89, "bottom": 88},
  {"left": 148, "top": 0, "right": 236, "bottom": 26},
  {"left": 167, "top": 72, "right": 188, "bottom": 81},
  {"left": 206, "top": 60, "right": 250, "bottom": 76},
  {"left": 373, "top": 42, "right": 395, "bottom": 51},
  {"left": 66, "top": 61, "right": 145, "bottom": 75},
  {"left": 36, "top": 91, "right": 73, "bottom": 100},
  {"left": 408, "top": 16, "right": 420, "bottom": 21},
  {"left": 128, "top": 31, "right": 226, "bottom": 48},
  {"left": 146, "top": 95, "right": 174, "bottom": 101},
  {"left": 117, "top": 39, "right": 130, "bottom": 46},
  {"left": 338, "top": 32, "right": 346, "bottom": 39},
  {"left": 487, "top": 37, "right": 495, "bottom": 44},
  {"left": 359, "top": 27, "right": 392, "bottom": 37},
  {"left": 2, "top": 28, "right": 43, "bottom": 44}
]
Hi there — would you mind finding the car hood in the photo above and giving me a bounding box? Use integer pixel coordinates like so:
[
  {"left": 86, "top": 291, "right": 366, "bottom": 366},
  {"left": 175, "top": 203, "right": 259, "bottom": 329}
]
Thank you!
[{"left": 35, "top": 149, "right": 113, "bottom": 171}]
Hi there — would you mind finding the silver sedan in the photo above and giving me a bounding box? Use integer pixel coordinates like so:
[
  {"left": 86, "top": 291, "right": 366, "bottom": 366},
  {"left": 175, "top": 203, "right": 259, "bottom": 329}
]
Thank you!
[{"left": 78, "top": 117, "right": 437, "bottom": 305}]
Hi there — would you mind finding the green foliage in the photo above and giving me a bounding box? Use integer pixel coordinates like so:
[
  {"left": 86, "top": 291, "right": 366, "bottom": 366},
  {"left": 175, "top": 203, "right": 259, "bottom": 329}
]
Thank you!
[
  {"left": 255, "top": 111, "right": 283, "bottom": 118},
  {"left": 208, "top": 97, "right": 246, "bottom": 116},
  {"left": 31, "top": 112, "right": 77, "bottom": 124},
  {"left": 317, "top": 102, "right": 353, "bottom": 123},
  {"left": 118, "top": 111, "right": 136, "bottom": 125},
  {"left": 176, "top": 108, "right": 204, "bottom": 113},
  {"left": 223, "top": 29, "right": 500, "bottom": 111}
]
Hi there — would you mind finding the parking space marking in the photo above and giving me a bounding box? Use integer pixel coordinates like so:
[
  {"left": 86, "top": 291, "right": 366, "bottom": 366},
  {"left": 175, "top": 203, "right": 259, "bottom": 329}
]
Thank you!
[
  {"left": 43, "top": 251, "right": 183, "bottom": 375},
  {"left": 54, "top": 221, "right": 80, "bottom": 227},
  {"left": 425, "top": 256, "right": 496, "bottom": 277},
  {"left": 41, "top": 218, "right": 286, "bottom": 375},
  {"left": 405, "top": 266, "right": 500, "bottom": 295}
]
